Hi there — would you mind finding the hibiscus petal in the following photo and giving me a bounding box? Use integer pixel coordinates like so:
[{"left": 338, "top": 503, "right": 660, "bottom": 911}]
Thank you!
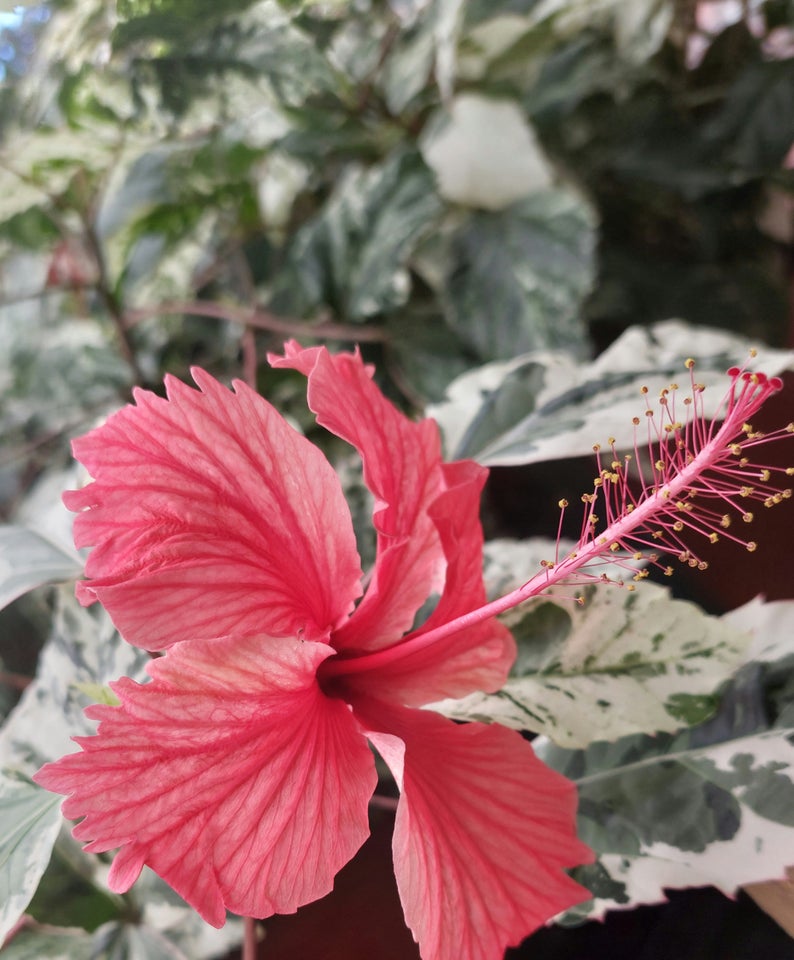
[
  {"left": 339, "top": 460, "right": 515, "bottom": 706},
  {"left": 65, "top": 369, "right": 362, "bottom": 649},
  {"left": 359, "top": 702, "right": 592, "bottom": 960},
  {"left": 35, "top": 635, "right": 377, "bottom": 928},
  {"left": 270, "top": 342, "right": 446, "bottom": 651}
]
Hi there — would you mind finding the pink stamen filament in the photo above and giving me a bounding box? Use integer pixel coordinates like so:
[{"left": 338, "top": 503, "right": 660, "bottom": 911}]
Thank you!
[{"left": 322, "top": 368, "right": 791, "bottom": 680}]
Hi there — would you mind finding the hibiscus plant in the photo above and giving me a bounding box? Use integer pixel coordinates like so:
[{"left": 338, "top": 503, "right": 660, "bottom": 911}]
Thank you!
[{"left": 1, "top": 2, "right": 794, "bottom": 960}]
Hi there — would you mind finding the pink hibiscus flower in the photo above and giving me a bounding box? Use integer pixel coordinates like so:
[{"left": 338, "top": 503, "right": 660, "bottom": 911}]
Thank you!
[{"left": 35, "top": 342, "right": 592, "bottom": 960}]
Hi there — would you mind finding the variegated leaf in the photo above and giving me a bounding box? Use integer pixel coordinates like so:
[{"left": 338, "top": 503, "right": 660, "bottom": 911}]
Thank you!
[
  {"left": 0, "top": 587, "right": 150, "bottom": 776},
  {"left": 429, "top": 319, "right": 794, "bottom": 464},
  {"left": 538, "top": 709, "right": 794, "bottom": 920},
  {"left": 0, "top": 526, "right": 81, "bottom": 613},
  {"left": 0, "top": 772, "right": 62, "bottom": 943},
  {"left": 433, "top": 580, "right": 749, "bottom": 747}
]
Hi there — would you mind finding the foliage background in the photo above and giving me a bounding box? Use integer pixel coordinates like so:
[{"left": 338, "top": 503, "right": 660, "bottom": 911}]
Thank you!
[{"left": 1, "top": 0, "right": 794, "bottom": 957}]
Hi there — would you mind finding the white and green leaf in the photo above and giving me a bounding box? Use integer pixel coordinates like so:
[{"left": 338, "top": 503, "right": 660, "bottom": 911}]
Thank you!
[
  {"left": 275, "top": 148, "right": 443, "bottom": 320},
  {"left": 0, "top": 927, "right": 95, "bottom": 960},
  {"left": 441, "top": 187, "right": 595, "bottom": 362},
  {"left": 537, "top": 669, "right": 794, "bottom": 920},
  {"left": 0, "top": 772, "right": 62, "bottom": 944},
  {"left": 0, "top": 526, "right": 82, "bottom": 613},
  {"left": 0, "top": 587, "right": 150, "bottom": 776},
  {"left": 429, "top": 319, "right": 794, "bottom": 463},
  {"left": 434, "top": 580, "right": 749, "bottom": 748}
]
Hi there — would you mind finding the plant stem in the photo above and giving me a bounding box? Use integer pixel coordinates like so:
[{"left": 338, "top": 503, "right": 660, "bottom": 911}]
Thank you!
[
  {"left": 243, "top": 916, "right": 258, "bottom": 960},
  {"left": 80, "top": 215, "right": 144, "bottom": 383},
  {"left": 124, "top": 299, "right": 389, "bottom": 343}
]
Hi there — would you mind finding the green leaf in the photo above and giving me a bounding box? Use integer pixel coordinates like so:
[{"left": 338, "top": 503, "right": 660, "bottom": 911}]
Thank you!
[
  {"left": 429, "top": 319, "right": 794, "bottom": 463},
  {"left": 434, "top": 580, "right": 749, "bottom": 747},
  {"left": 0, "top": 526, "right": 81, "bottom": 613},
  {"left": 703, "top": 59, "right": 794, "bottom": 172},
  {"left": 385, "top": 305, "right": 475, "bottom": 403},
  {"left": 442, "top": 188, "right": 595, "bottom": 362},
  {"left": 275, "top": 148, "right": 443, "bottom": 319},
  {"left": 0, "top": 772, "right": 62, "bottom": 943}
]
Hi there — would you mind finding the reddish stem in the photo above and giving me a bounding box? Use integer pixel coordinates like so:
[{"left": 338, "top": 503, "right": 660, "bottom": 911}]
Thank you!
[
  {"left": 124, "top": 300, "right": 388, "bottom": 343},
  {"left": 243, "top": 916, "right": 258, "bottom": 960}
]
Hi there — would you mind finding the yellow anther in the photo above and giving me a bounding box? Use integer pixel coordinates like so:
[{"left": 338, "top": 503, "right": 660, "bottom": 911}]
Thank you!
[
  {"left": 673, "top": 521, "right": 684, "bottom": 532},
  {"left": 664, "top": 566, "right": 674, "bottom": 577},
  {"left": 698, "top": 561, "right": 708, "bottom": 571},
  {"left": 747, "top": 541, "right": 757, "bottom": 552},
  {"left": 709, "top": 532, "right": 719, "bottom": 544},
  {"left": 721, "top": 514, "right": 732, "bottom": 528},
  {"left": 740, "top": 486, "right": 754, "bottom": 497},
  {"left": 633, "top": 552, "right": 643, "bottom": 560},
  {"left": 558, "top": 498, "right": 569, "bottom": 509},
  {"left": 655, "top": 460, "right": 665, "bottom": 471},
  {"left": 610, "top": 542, "right": 620, "bottom": 552},
  {"left": 685, "top": 358, "right": 695, "bottom": 369},
  {"left": 742, "top": 512, "right": 754, "bottom": 523},
  {"left": 759, "top": 469, "right": 770, "bottom": 482}
]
